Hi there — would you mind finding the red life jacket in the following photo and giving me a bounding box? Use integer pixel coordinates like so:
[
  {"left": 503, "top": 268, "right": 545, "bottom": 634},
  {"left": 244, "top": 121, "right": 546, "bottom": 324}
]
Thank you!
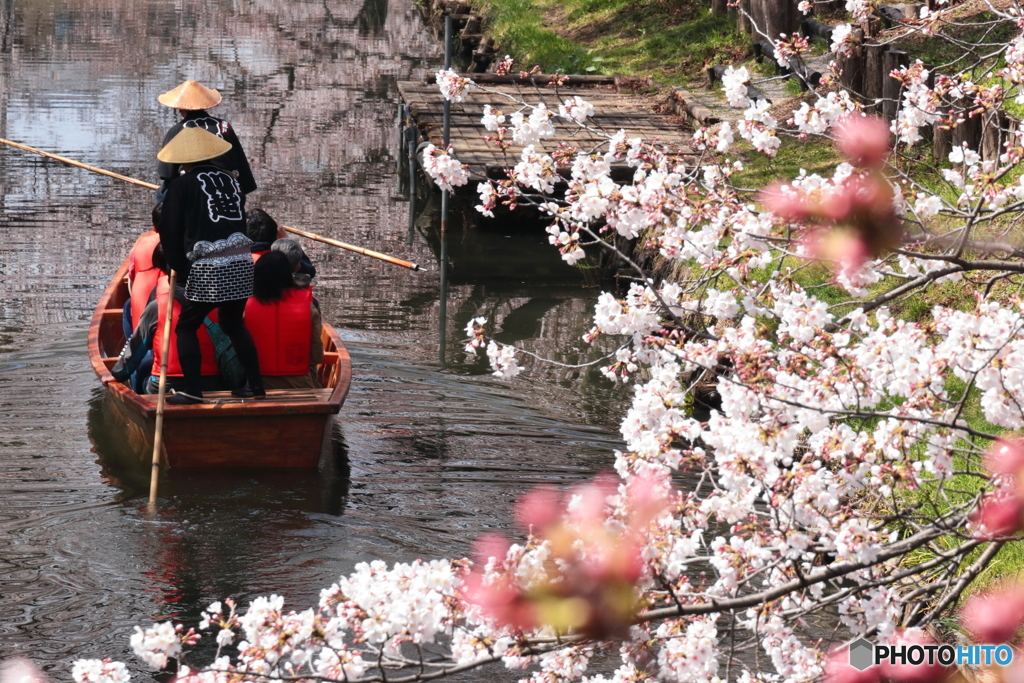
[
  {"left": 129, "top": 231, "right": 162, "bottom": 329},
  {"left": 245, "top": 287, "right": 313, "bottom": 376},
  {"left": 251, "top": 250, "right": 269, "bottom": 263},
  {"left": 152, "top": 276, "right": 220, "bottom": 377}
]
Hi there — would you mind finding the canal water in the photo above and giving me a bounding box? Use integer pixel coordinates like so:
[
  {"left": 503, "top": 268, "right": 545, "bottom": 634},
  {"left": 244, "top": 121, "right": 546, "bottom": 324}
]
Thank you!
[{"left": 0, "top": 0, "right": 627, "bottom": 672}]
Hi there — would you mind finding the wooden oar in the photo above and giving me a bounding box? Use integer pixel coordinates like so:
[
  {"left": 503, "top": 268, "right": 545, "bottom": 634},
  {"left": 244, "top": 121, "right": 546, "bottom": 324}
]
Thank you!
[
  {"left": 0, "top": 137, "right": 422, "bottom": 271},
  {"left": 281, "top": 224, "right": 420, "bottom": 271},
  {"left": 149, "top": 269, "right": 176, "bottom": 513},
  {"left": 0, "top": 137, "right": 161, "bottom": 190}
]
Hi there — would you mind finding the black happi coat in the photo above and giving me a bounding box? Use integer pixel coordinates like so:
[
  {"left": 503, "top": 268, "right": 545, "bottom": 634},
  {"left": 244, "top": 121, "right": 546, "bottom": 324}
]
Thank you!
[
  {"left": 156, "top": 110, "right": 257, "bottom": 195},
  {"left": 159, "top": 165, "right": 247, "bottom": 281}
]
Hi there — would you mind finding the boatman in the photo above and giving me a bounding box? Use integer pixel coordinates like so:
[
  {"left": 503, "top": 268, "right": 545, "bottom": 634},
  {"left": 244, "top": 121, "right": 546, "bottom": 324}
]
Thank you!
[
  {"left": 155, "top": 79, "right": 257, "bottom": 204},
  {"left": 156, "top": 126, "right": 265, "bottom": 405}
]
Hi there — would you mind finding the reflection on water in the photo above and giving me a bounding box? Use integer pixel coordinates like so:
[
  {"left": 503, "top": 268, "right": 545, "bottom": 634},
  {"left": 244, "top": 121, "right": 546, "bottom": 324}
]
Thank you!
[{"left": 0, "top": 0, "right": 628, "bottom": 670}]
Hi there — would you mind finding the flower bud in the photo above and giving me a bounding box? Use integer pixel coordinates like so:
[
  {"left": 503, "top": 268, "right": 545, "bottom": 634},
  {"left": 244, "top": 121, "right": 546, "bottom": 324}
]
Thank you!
[
  {"left": 962, "top": 585, "right": 1024, "bottom": 644},
  {"left": 972, "top": 493, "right": 1024, "bottom": 539},
  {"left": 835, "top": 115, "right": 891, "bottom": 169},
  {"left": 985, "top": 439, "right": 1024, "bottom": 477}
]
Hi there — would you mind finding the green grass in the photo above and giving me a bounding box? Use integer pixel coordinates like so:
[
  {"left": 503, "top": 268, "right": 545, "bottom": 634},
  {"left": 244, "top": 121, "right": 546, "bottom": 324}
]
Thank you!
[
  {"left": 474, "top": 0, "right": 596, "bottom": 74},
  {"left": 731, "top": 133, "right": 844, "bottom": 189},
  {"left": 476, "top": 0, "right": 744, "bottom": 84}
]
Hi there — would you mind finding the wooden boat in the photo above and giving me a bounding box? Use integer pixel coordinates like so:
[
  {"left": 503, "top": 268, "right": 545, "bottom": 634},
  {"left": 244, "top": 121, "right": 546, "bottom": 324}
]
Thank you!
[{"left": 88, "top": 259, "right": 352, "bottom": 468}]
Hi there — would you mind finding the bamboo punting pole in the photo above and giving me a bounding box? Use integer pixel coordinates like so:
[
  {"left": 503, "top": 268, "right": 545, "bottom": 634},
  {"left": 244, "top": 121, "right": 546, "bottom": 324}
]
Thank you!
[
  {"left": 0, "top": 137, "right": 161, "bottom": 190},
  {"left": 149, "top": 269, "right": 177, "bottom": 513},
  {"left": 0, "top": 137, "right": 421, "bottom": 271},
  {"left": 281, "top": 224, "right": 420, "bottom": 271}
]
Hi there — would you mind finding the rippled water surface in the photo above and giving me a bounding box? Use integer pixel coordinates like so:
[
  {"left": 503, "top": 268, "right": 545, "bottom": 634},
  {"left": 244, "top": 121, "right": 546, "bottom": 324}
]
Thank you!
[{"left": 0, "top": 0, "right": 627, "bottom": 670}]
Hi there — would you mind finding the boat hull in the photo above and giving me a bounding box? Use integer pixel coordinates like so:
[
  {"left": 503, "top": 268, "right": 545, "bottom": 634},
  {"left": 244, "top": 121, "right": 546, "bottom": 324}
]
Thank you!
[{"left": 107, "top": 392, "right": 333, "bottom": 468}]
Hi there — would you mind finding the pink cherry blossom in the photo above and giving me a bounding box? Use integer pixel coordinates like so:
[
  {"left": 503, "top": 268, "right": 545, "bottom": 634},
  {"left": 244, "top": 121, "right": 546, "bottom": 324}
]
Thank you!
[
  {"left": 972, "top": 493, "right": 1024, "bottom": 539},
  {"left": 985, "top": 439, "right": 1024, "bottom": 477},
  {"left": 0, "top": 661, "right": 49, "bottom": 683},
  {"left": 823, "top": 649, "right": 880, "bottom": 683},
  {"left": 84, "top": 19, "right": 1024, "bottom": 683},
  {"left": 835, "top": 115, "right": 891, "bottom": 169},
  {"left": 515, "top": 486, "right": 560, "bottom": 531},
  {"left": 879, "top": 629, "right": 950, "bottom": 683},
  {"left": 961, "top": 584, "right": 1024, "bottom": 643}
]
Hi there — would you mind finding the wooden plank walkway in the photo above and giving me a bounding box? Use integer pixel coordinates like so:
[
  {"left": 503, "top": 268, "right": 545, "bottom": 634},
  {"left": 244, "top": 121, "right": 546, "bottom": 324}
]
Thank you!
[{"left": 398, "top": 76, "right": 696, "bottom": 180}]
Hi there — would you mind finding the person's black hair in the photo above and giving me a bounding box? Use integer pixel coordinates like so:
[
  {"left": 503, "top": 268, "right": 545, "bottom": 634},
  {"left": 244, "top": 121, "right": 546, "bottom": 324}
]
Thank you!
[
  {"left": 152, "top": 243, "right": 169, "bottom": 274},
  {"left": 246, "top": 208, "right": 278, "bottom": 244},
  {"left": 252, "top": 251, "right": 294, "bottom": 303},
  {"left": 152, "top": 202, "right": 163, "bottom": 228}
]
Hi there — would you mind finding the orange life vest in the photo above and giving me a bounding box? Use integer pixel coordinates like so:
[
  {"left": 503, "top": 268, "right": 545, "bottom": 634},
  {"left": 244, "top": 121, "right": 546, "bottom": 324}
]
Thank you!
[
  {"left": 251, "top": 250, "right": 269, "bottom": 263},
  {"left": 152, "top": 276, "right": 220, "bottom": 377},
  {"left": 244, "top": 287, "right": 313, "bottom": 376},
  {"left": 129, "top": 231, "right": 162, "bottom": 329}
]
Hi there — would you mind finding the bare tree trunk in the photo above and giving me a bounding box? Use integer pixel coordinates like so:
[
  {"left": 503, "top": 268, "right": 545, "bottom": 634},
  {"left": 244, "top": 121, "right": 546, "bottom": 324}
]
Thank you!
[
  {"left": 862, "top": 42, "right": 887, "bottom": 114},
  {"left": 766, "top": 0, "right": 797, "bottom": 40},
  {"left": 933, "top": 81, "right": 953, "bottom": 162},
  {"left": 742, "top": 0, "right": 797, "bottom": 39},
  {"left": 981, "top": 110, "right": 1014, "bottom": 163},
  {"left": 737, "top": 0, "right": 753, "bottom": 34},
  {"left": 837, "top": 29, "right": 865, "bottom": 96}
]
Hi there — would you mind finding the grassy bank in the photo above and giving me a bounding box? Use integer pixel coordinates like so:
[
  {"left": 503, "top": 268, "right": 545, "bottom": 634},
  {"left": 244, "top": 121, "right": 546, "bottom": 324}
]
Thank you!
[{"left": 474, "top": 0, "right": 744, "bottom": 85}]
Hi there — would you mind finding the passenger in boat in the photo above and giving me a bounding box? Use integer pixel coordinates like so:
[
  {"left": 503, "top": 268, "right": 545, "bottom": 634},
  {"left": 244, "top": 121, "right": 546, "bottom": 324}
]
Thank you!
[
  {"left": 110, "top": 249, "right": 224, "bottom": 396},
  {"left": 245, "top": 250, "right": 323, "bottom": 390},
  {"left": 272, "top": 238, "right": 317, "bottom": 283},
  {"left": 247, "top": 207, "right": 283, "bottom": 261},
  {"left": 122, "top": 203, "right": 164, "bottom": 342},
  {"left": 155, "top": 79, "right": 256, "bottom": 204},
  {"left": 247, "top": 208, "right": 316, "bottom": 277},
  {"left": 273, "top": 238, "right": 321, "bottom": 314},
  {"left": 157, "top": 126, "right": 264, "bottom": 405}
]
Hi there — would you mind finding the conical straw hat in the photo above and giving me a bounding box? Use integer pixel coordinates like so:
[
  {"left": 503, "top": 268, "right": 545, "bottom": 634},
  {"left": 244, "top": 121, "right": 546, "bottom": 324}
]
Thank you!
[
  {"left": 157, "top": 127, "right": 232, "bottom": 164},
  {"left": 158, "top": 80, "right": 222, "bottom": 110}
]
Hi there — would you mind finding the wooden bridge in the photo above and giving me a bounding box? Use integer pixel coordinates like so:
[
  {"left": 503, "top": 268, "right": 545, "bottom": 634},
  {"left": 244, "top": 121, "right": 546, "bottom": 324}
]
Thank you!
[{"left": 397, "top": 74, "right": 697, "bottom": 181}]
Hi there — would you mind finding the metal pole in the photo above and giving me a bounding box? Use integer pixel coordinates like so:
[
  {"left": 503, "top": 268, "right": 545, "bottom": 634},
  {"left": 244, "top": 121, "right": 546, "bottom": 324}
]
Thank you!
[
  {"left": 438, "top": 233, "right": 448, "bottom": 370},
  {"left": 439, "top": 11, "right": 453, "bottom": 369},
  {"left": 396, "top": 103, "right": 405, "bottom": 193},
  {"left": 443, "top": 14, "right": 452, "bottom": 146},
  {"left": 407, "top": 125, "right": 418, "bottom": 246}
]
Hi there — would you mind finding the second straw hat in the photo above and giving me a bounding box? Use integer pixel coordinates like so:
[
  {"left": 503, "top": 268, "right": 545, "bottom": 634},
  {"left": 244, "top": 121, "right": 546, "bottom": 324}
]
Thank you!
[
  {"left": 157, "top": 127, "right": 232, "bottom": 165},
  {"left": 158, "top": 79, "right": 223, "bottom": 110}
]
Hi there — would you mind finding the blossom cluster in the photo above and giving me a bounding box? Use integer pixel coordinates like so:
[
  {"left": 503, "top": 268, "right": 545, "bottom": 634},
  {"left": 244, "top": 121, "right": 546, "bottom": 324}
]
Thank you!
[
  {"left": 421, "top": 143, "right": 469, "bottom": 192},
  {"left": 721, "top": 65, "right": 752, "bottom": 108},
  {"left": 463, "top": 476, "right": 668, "bottom": 640},
  {"left": 435, "top": 68, "right": 476, "bottom": 102},
  {"left": 773, "top": 33, "right": 810, "bottom": 69},
  {"left": 890, "top": 60, "right": 940, "bottom": 144}
]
